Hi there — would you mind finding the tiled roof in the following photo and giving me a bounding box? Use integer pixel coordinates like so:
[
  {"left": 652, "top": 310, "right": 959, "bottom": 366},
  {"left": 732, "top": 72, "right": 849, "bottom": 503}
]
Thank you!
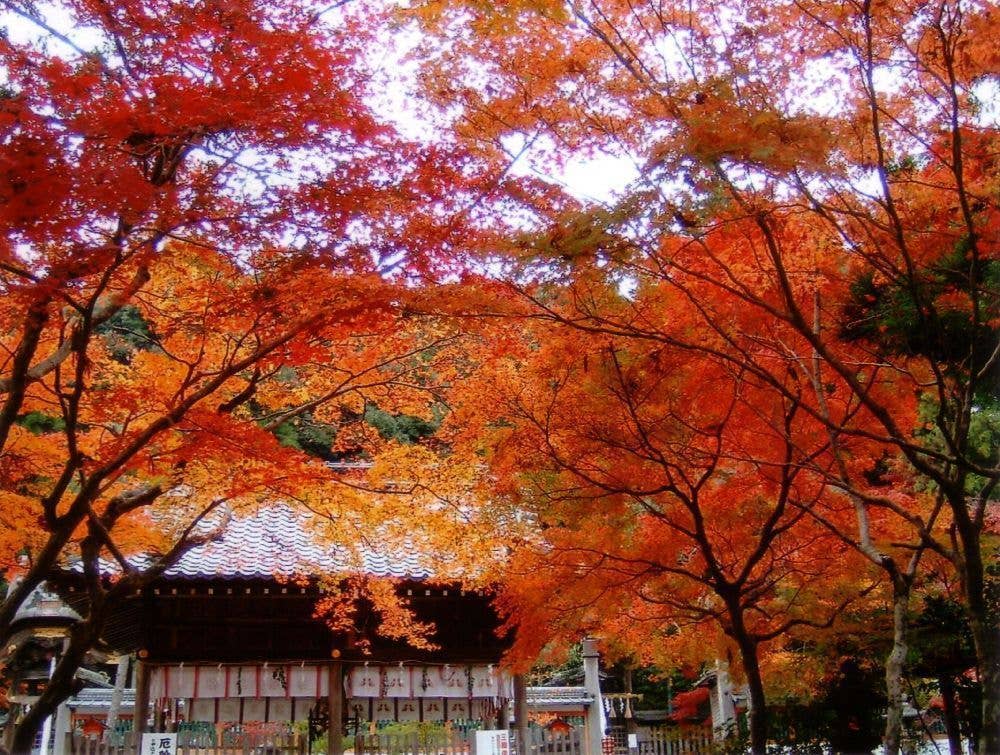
[
  {"left": 67, "top": 687, "right": 136, "bottom": 710},
  {"left": 634, "top": 710, "right": 670, "bottom": 724},
  {"left": 161, "top": 505, "right": 430, "bottom": 581},
  {"left": 526, "top": 687, "right": 594, "bottom": 707},
  {"left": 11, "top": 583, "right": 81, "bottom": 625}
]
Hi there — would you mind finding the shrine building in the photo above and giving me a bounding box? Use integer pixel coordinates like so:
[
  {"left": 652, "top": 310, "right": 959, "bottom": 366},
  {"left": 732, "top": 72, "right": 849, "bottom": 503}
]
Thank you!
[{"left": 48, "top": 505, "right": 516, "bottom": 753}]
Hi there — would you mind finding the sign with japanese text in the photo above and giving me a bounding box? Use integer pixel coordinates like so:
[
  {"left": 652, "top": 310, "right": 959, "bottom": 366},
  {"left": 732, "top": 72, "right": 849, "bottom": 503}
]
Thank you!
[
  {"left": 141, "top": 733, "right": 177, "bottom": 755},
  {"left": 475, "top": 730, "right": 511, "bottom": 755}
]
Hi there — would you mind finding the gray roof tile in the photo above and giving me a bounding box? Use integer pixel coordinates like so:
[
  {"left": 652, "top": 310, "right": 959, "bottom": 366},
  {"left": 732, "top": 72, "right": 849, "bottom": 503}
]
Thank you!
[
  {"left": 162, "top": 505, "right": 430, "bottom": 581},
  {"left": 526, "top": 687, "right": 594, "bottom": 706}
]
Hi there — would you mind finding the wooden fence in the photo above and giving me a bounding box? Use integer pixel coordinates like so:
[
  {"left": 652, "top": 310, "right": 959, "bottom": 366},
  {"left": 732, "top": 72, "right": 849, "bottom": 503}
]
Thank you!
[
  {"left": 520, "top": 728, "right": 582, "bottom": 755},
  {"left": 355, "top": 730, "right": 471, "bottom": 755},
  {"left": 66, "top": 729, "right": 307, "bottom": 754},
  {"left": 64, "top": 726, "right": 596, "bottom": 755},
  {"left": 355, "top": 727, "right": 582, "bottom": 755},
  {"left": 636, "top": 726, "right": 714, "bottom": 755}
]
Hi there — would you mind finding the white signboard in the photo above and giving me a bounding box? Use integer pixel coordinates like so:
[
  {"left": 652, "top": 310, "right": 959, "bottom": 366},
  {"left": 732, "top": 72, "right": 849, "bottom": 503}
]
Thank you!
[
  {"left": 475, "top": 730, "right": 511, "bottom": 755},
  {"left": 141, "top": 733, "right": 177, "bottom": 755}
]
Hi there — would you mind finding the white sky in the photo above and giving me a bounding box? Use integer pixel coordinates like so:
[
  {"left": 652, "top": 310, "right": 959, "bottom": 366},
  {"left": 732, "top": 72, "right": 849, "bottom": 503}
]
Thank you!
[{"left": 3, "top": 2, "right": 994, "bottom": 212}]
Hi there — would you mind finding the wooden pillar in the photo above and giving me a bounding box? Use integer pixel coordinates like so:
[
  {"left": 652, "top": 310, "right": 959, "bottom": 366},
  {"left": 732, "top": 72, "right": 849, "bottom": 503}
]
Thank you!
[
  {"left": 624, "top": 667, "right": 637, "bottom": 738},
  {"left": 134, "top": 659, "right": 151, "bottom": 737},
  {"left": 327, "top": 662, "right": 344, "bottom": 755},
  {"left": 513, "top": 674, "right": 528, "bottom": 755}
]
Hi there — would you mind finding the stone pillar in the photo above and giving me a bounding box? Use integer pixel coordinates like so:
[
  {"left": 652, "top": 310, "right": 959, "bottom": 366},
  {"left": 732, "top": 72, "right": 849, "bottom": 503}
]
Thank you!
[
  {"left": 513, "top": 674, "right": 528, "bottom": 755},
  {"left": 38, "top": 653, "right": 57, "bottom": 753},
  {"left": 106, "top": 654, "right": 131, "bottom": 732},
  {"left": 581, "top": 639, "right": 604, "bottom": 755},
  {"left": 52, "top": 698, "right": 72, "bottom": 755},
  {"left": 52, "top": 636, "right": 73, "bottom": 753},
  {"left": 713, "top": 660, "right": 736, "bottom": 738}
]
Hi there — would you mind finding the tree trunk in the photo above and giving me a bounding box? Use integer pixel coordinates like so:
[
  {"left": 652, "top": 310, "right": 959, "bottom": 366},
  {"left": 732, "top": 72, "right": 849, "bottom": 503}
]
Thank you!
[
  {"left": 728, "top": 615, "right": 767, "bottom": 755},
  {"left": 938, "top": 675, "right": 963, "bottom": 755},
  {"left": 969, "top": 609, "right": 999, "bottom": 755},
  {"left": 742, "top": 651, "right": 768, "bottom": 755},
  {"left": 883, "top": 579, "right": 910, "bottom": 755},
  {"left": 0, "top": 299, "right": 49, "bottom": 452},
  {"left": 955, "top": 513, "right": 999, "bottom": 755}
]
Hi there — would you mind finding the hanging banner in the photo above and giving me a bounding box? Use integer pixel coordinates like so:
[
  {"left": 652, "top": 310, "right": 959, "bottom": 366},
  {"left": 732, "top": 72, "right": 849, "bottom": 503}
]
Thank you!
[
  {"left": 292, "top": 699, "right": 313, "bottom": 722},
  {"left": 447, "top": 699, "right": 470, "bottom": 720},
  {"left": 382, "top": 666, "right": 411, "bottom": 698},
  {"left": 348, "top": 665, "right": 513, "bottom": 699},
  {"left": 147, "top": 664, "right": 511, "bottom": 702},
  {"left": 243, "top": 698, "right": 266, "bottom": 722},
  {"left": 470, "top": 667, "right": 499, "bottom": 698},
  {"left": 148, "top": 668, "right": 165, "bottom": 700},
  {"left": 372, "top": 698, "right": 394, "bottom": 721},
  {"left": 259, "top": 666, "right": 289, "bottom": 697},
  {"left": 422, "top": 698, "right": 445, "bottom": 722},
  {"left": 191, "top": 699, "right": 216, "bottom": 723},
  {"left": 289, "top": 666, "right": 326, "bottom": 698},
  {"left": 170, "top": 667, "right": 196, "bottom": 699},
  {"left": 269, "top": 699, "right": 292, "bottom": 723},
  {"left": 436, "top": 666, "right": 470, "bottom": 698},
  {"left": 226, "top": 666, "right": 259, "bottom": 698},
  {"left": 218, "top": 699, "right": 241, "bottom": 722},
  {"left": 197, "top": 667, "right": 226, "bottom": 699},
  {"left": 348, "top": 666, "right": 381, "bottom": 697},
  {"left": 421, "top": 667, "right": 453, "bottom": 697},
  {"left": 347, "top": 698, "right": 370, "bottom": 722},
  {"left": 397, "top": 699, "right": 420, "bottom": 721}
]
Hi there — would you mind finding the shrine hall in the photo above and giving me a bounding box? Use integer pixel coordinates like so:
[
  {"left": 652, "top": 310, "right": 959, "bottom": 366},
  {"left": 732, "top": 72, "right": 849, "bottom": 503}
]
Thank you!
[{"left": 49, "top": 505, "right": 517, "bottom": 752}]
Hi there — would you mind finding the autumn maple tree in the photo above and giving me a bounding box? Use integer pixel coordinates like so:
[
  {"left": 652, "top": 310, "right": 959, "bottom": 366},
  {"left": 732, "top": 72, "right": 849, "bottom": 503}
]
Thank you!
[
  {"left": 412, "top": 0, "right": 999, "bottom": 751},
  {"left": 0, "top": 0, "right": 507, "bottom": 750},
  {"left": 2, "top": 0, "right": 997, "bottom": 752},
  {"left": 446, "top": 309, "right": 886, "bottom": 751}
]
